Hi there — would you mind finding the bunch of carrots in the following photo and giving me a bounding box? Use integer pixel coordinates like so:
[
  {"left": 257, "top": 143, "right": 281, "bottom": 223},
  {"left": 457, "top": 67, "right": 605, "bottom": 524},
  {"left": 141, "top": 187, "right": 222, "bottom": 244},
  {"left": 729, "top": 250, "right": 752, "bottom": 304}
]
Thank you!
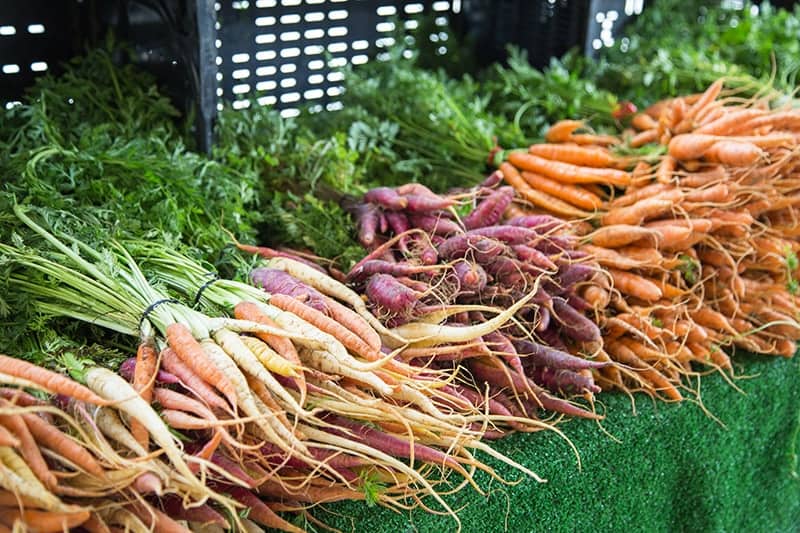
[
  {"left": 499, "top": 77, "right": 800, "bottom": 400},
  {"left": 2, "top": 204, "right": 547, "bottom": 531}
]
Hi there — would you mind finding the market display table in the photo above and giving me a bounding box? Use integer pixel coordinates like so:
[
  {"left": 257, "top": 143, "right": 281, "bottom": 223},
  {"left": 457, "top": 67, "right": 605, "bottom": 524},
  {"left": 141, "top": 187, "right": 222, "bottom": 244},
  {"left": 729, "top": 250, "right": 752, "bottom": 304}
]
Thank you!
[{"left": 329, "top": 354, "right": 800, "bottom": 532}]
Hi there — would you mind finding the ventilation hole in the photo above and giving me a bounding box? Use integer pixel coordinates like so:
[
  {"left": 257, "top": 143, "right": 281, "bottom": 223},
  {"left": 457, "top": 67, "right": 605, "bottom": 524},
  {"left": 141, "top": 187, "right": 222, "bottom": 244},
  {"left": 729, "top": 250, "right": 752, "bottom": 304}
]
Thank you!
[
  {"left": 351, "top": 54, "right": 368, "bottom": 65},
  {"left": 405, "top": 3, "right": 424, "bottom": 14},
  {"left": 404, "top": 20, "right": 419, "bottom": 29},
  {"left": 256, "top": 80, "right": 277, "bottom": 90},
  {"left": 281, "top": 47, "right": 301, "bottom": 58},
  {"left": 215, "top": 56, "right": 223, "bottom": 65},
  {"left": 255, "top": 16, "right": 276, "bottom": 26},
  {"left": 216, "top": 72, "right": 224, "bottom": 80},
  {"left": 306, "top": 0, "right": 325, "bottom": 4},
  {"left": 281, "top": 0, "right": 302, "bottom": 5},
  {"left": 216, "top": 87, "right": 224, "bottom": 96},
  {"left": 326, "top": 86, "right": 342, "bottom": 97},
  {"left": 437, "top": 46, "right": 447, "bottom": 55},
  {"left": 304, "top": 28, "right": 324, "bottom": 39},
  {"left": 352, "top": 40, "right": 369, "bottom": 50},
  {"left": 5, "top": 101, "right": 21, "bottom": 110},
  {"left": 232, "top": 53, "right": 250, "bottom": 63},
  {"left": 305, "top": 11, "right": 325, "bottom": 22},
  {"left": 217, "top": 102, "right": 224, "bottom": 111},
  {"left": 435, "top": 16, "right": 447, "bottom": 25},
  {"left": 375, "top": 37, "right": 395, "bottom": 48},
  {"left": 327, "top": 42, "right": 348, "bottom": 53},
  {"left": 280, "top": 63, "right": 297, "bottom": 73},
  {"left": 256, "top": 65, "right": 277, "bottom": 76},
  {"left": 30, "top": 61, "right": 47, "bottom": 72},
  {"left": 255, "top": 33, "right": 276, "bottom": 44},
  {"left": 377, "top": 52, "right": 391, "bottom": 61},
  {"left": 255, "top": 0, "right": 277, "bottom": 8},
  {"left": 432, "top": 1, "right": 450, "bottom": 11},
  {"left": 232, "top": 100, "right": 251, "bottom": 109},
  {"left": 328, "top": 9, "right": 348, "bottom": 20},
  {"left": 281, "top": 92, "right": 301, "bottom": 103},
  {"left": 215, "top": 38, "right": 222, "bottom": 48},
  {"left": 304, "top": 88, "right": 324, "bottom": 99},
  {"left": 27, "top": 24, "right": 45, "bottom": 34},
  {"left": 232, "top": 83, "right": 251, "bottom": 94},
  {"left": 376, "top": 22, "right": 395, "bottom": 32},
  {"left": 0, "top": 26, "right": 15, "bottom": 36},
  {"left": 328, "top": 26, "right": 348, "bottom": 37},
  {"left": 2, "top": 64, "right": 20, "bottom": 74},
  {"left": 215, "top": 2, "right": 222, "bottom": 10},
  {"left": 377, "top": 5, "right": 396, "bottom": 16},
  {"left": 280, "top": 78, "right": 297, "bottom": 88},
  {"left": 308, "top": 59, "right": 325, "bottom": 69},
  {"left": 308, "top": 74, "right": 324, "bottom": 84},
  {"left": 430, "top": 33, "right": 439, "bottom": 42},
  {"left": 255, "top": 50, "right": 277, "bottom": 60},
  {"left": 439, "top": 32, "right": 449, "bottom": 41},
  {"left": 328, "top": 57, "right": 347, "bottom": 67},
  {"left": 215, "top": 21, "right": 221, "bottom": 30},
  {"left": 304, "top": 44, "right": 325, "bottom": 55},
  {"left": 280, "top": 14, "right": 301, "bottom": 24},
  {"left": 308, "top": 103, "right": 324, "bottom": 113},
  {"left": 258, "top": 95, "right": 277, "bottom": 105},
  {"left": 232, "top": 68, "right": 250, "bottom": 79},
  {"left": 402, "top": 49, "right": 414, "bottom": 59},
  {"left": 327, "top": 71, "right": 344, "bottom": 82},
  {"left": 281, "top": 108, "right": 301, "bottom": 118},
  {"left": 326, "top": 101, "right": 343, "bottom": 111},
  {"left": 453, "top": 0, "right": 462, "bottom": 13},
  {"left": 232, "top": 0, "right": 250, "bottom": 9},
  {"left": 280, "top": 31, "right": 301, "bottom": 41}
]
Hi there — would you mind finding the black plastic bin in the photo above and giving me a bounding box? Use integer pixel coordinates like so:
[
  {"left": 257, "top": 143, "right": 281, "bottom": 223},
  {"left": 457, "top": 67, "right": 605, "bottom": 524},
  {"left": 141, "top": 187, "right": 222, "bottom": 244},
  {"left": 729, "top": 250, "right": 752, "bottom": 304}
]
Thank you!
[{"left": 0, "top": 0, "right": 644, "bottom": 152}]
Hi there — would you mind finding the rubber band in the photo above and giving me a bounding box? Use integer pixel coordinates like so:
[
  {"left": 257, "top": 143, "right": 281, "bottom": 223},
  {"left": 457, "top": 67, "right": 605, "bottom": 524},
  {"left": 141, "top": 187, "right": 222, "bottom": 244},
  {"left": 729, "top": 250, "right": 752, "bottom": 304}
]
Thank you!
[
  {"left": 139, "top": 298, "right": 180, "bottom": 331},
  {"left": 192, "top": 273, "right": 220, "bottom": 308}
]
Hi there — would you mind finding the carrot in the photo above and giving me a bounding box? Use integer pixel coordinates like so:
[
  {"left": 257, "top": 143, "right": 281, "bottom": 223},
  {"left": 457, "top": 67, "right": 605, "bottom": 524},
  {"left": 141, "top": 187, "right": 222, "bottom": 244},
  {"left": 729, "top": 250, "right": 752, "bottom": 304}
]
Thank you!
[
  {"left": 694, "top": 108, "right": 766, "bottom": 134},
  {"left": 678, "top": 166, "right": 726, "bottom": 188},
  {"left": 21, "top": 414, "right": 104, "bottom": 478},
  {"left": 240, "top": 336, "right": 300, "bottom": 378},
  {"left": 126, "top": 501, "right": 191, "bottom": 533},
  {"left": 0, "top": 355, "right": 107, "bottom": 406},
  {"left": 244, "top": 375, "right": 294, "bottom": 432},
  {"left": 581, "top": 245, "right": 654, "bottom": 271},
  {"left": 508, "top": 152, "right": 631, "bottom": 187},
  {"left": 569, "top": 133, "right": 620, "bottom": 146},
  {"left": 268, "top": 293, "right": 379, "bottom": 363},
  {"left": 690, "top": 308, "right": 738, "bottom": 336},
  {"left": 166, "top": 323, "right": 237, "bottom": 410},
  {"left": 545, "top": 120, "right": 583, "bottom": 143},
  {"left": 131, "top": 341, "right": 157, "bottom": 450},
  {"left": 630, "top": 129, "right": 658, "bottom": 148},
  {"left": 0, "top": 412, "right": 57, "bottom": 491},
  {"left": 656, "top": 156, "right": 676, "bottom": 184},
  {"left": 0, "top": 426, "right": 18, "bottom": 449},
  {"left": 0, "top": 491, "right": 41, "bottom": 508},
  {"left": 0, "top": 448, "right": 64, "bottom": 512},
  {"left": 520, "top": 171, "right": 603, "bottom": 210},
  {"left": 648, "top": 225, "right": 695, "bottom": 250},
  {"left": 703, "top": 141, "right": 763, "bottom": 166},
  {"left": 527, "top": 143, "right": 614, "bottom": 167},
  {"left": 499, "top": 162, "right": 592, "bottom": 218},
  {"left": 608, "top": 269, "right": 663, "bottom": 302},
  {"left": 582, "top": 286, "right": 610, "bottom": 309},
  {"left": 601, "top": 198, "right": 674, "bottom": 226},
  {"left": 646, "top": 218, "right": 713, "bottom": 233},
  {"left": 321, "top": 296, "right": 382, "bottom": 351},
  {"left": 606, "top": 342, "right": 682, "bottom": 401},
  {"left": 632, "top": 113, "right": 658, "bottom": 131},
  {"left": 0, "top": 508, "right": 90, "bottom": 533},
  {"left": 220, "top": 485, "right": 303, "bottom": 533},
  {"left": 585, "top": 225, "right": 661, "bottom": 248},
  {"left": 668, "top": 134, "right": 719, "bottom": 160},
  {"left": 160, "top": 348, "right": 230, "bottom": 413},
  {"left": 82, "top": 513, "right": 112, "bottom": 533}
]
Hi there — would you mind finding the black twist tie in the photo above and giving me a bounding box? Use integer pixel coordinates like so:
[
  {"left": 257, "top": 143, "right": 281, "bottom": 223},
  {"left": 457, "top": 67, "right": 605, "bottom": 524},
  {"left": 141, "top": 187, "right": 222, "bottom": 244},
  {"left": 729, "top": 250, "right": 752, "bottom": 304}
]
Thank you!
[
  {"left": 192, "top": 273, "right": 220, "bottom": 308},
  {"left": 139, "top": 298, "right": 180, "bottom": 331}
]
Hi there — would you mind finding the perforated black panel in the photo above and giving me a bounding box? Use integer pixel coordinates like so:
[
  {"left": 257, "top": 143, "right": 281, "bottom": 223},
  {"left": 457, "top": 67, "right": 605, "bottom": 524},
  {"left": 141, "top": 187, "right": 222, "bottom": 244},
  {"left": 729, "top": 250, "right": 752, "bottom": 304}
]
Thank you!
[{"left": 216, "top": 0, "right": 454, "bottom": 115}]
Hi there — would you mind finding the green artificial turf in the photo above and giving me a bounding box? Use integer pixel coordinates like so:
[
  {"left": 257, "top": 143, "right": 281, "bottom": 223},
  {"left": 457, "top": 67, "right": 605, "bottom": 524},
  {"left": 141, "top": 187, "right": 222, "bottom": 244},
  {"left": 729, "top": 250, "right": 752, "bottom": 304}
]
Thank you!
[{"left": 321, "top": 354, "right": 800, "bottom": 532}]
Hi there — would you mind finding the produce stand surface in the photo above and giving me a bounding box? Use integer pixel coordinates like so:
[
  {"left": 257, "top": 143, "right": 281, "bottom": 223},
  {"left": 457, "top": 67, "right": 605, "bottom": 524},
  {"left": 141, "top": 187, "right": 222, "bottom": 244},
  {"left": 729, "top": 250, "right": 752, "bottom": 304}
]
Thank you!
[{"left": 325, "top": 354, "right": 800, "bottom": 532}]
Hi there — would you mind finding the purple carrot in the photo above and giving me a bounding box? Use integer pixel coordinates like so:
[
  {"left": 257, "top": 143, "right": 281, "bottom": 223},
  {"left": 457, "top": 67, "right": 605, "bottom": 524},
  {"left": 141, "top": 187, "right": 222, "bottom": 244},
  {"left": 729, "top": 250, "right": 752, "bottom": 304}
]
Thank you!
[
  {"left": 119, "top": 358, "right": 180, "bottom": 385},
  {"left": 438, "top": 234, "right": 509, "bottom": 261},
  {"left": 364, "top": 187, "right": 409, "bottom": 210},
  {"left": 352, "top": 203, "right": 380, "bottom": 247},
  {"left": 408, "top": 213, "right": 463, "bottom": 236},
  {"left": 536, "top": 306, "right": 550, "bottom": 332},
  {"left": 505, "top": 215, "right": 563, "bottom": 233},
  {"left": 250, "top": 267, "right": 328, "bottom": 312},
  {"left": 482, "top": 329, "right": 523, "bottom": 374},
  {"left": 413, "top": 234, "right": 440, "bottom": 265},
  {"left": 403, "top": 193, "right": 456, "bottom": 212},
  {"left": 552, "top": 297, "right": 601, "bottom": 342},
  {"left": 385, "top": 210, "right": 411, "bottom": 235},
  {"left": 566, "top": 293, "right": 591, "bottom": 312},
  {"left": 236, "top": 243, "right": 327, "bottom": 273},
  {"left": 534, "top": 236, "right": 578, "bottom": 255},
  {"left": 531, "top": 366, "right": 601, "bottom": 395},
  {"left": 378, "top": 211, "right": 389, "bottom": 233},
  {"left": 466, "top": 225, "right": 539, "bottom": 244},
  {"left": 537, "top": 327, "right": 570, "bottom": 352},
  {"left": 511, "top": 244, "right": 558, "bottom": 271},
  {"left": 555, "top": 263, "right": 597, "bottom": 289},
  {"left": 396, "top": 276, "right": 431, "bottom": 292},
  {"left": 463, "top": 186, "right": 515, "bottom": 230},
  {"left": 396, "top": 183, "right": 437, "bottom": 196},
  {"left": 479, "top": 170, "right": 504, "bottom": 189},
  {"left": 455, "top": 385, "right": 531, "bottom": 432},
  {"left": 260, "top": 444, "right": 359, "bottom": 482},
  {"left": 212, "top": 483, "right": 294, "bottom": 530},
  {"left": 347, "top": 259, "right": 439, "bottom": 282},
  {"left": 365, "top": 274, "right": 419, "bottom": 315},
  {"left": 452, "top": 260, "right": 487, "bottom": 292},
  {"left": 162, "top": 496, "right": 227, "bottom": 527},
  {"left": 512, "top": 338, "right": 606, "bottom": 370},
  {"left": 484, "top": 256, "right": 527, "bottom": 286}
]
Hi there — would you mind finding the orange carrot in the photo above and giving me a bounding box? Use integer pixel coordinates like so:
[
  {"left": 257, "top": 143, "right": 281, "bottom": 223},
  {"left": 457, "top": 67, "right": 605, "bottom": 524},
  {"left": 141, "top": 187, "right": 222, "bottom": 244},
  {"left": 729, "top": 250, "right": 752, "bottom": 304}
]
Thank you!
[
  {"left": 21, "top": 414, "right": 104, "bottom": 478},
  {"left": 0, "top": 412, "right": 57, "bottom": 490},
  {"left": 581, "top": 245, "right": 657, "bottom": 271},
  {"left": 126, "top": 502, "right": 190, "bottom": 533},
  {"left": 81, "top": 513, "right": 111, "bottom": 533},
  {"left": 159, "top": 348, "right": 231, "bottom": 413},
  {"left": 165, "top": 323, "right": 237, "bottom": 409},
  {"left": 545, "top": 120, "right": 584, "bottom": 143},
  {"left": 520, "top": 171, "right": 603, "bottom": 210},
  {"left": 582, "top": 286, "right": 611, "bottom": 309},
  {"left": 609, "top": 182, "right": 669, "bottom": 208},
  {"left": 528, "top": 143, "right": 614, "bottom": 167},
  {"left": 608, "top": 269, "right": 663, "bottom": 302},
  {"left": 131, "top": 341, "right": 157, "bottom": 450},
  {"left": 668, "top": 134, "right": 720, "bottom": 160},
  {"left": 682, "top": 79, "right": 724, "bottom": 126},
  {"left": 632, "top": 113, "right": 658, "bottom": 131},
  {"left": 694, "top": 108, "right": 766, "bottom": 134},
  {"left": 585, "top": 225, "right": 661, "bottom": 248},
  {"left": 656, "top": 156, "right": 676, "bottom": 184},
  {"left": 630, "top": 129, "right": 658, "bottom": 148},
  {"left": 690, "top": 308, "right": 737, "bottom": 336},
  {"left": 0, "top": 509, "right": 90, "bottom": 533},
  {"left": 703, "top": 141, "right": 763, "bottom": 166},
  {"left": 508, "top": 152, "right": 631, "bottom": 187},
  {"left": 0, "top": 425, "right": 19, "bottom": 448},
  {"left": 646, "top": 218, "right": 713, "bottom": 233},
  {"left": 321, "top": 297, "right": 382, "bottom": 351},
  {"left": 499, "top": 162, "right": 592, "bottom": 218},
  {"left": 601, "top": 198, "right": 673, "bottom": 226},
  {"left": 606, "top": 342, "right": 682, "bottom": 401},
  {"left": 0, "top": 355, "right": 107, "bottom": 405},
  {"left": 569, "top": 133, "right": 620, "bottom": 146},
  {"left": 678, "top": 165, "right": 726, "bottom": 188}
]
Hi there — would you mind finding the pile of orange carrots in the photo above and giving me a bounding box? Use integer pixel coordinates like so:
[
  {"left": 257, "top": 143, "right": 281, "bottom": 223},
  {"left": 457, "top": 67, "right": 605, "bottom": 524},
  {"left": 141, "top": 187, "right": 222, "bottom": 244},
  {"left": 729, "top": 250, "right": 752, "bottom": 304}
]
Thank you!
[{"left": 498, "top": 78, "right": 800, "bottom": 401}]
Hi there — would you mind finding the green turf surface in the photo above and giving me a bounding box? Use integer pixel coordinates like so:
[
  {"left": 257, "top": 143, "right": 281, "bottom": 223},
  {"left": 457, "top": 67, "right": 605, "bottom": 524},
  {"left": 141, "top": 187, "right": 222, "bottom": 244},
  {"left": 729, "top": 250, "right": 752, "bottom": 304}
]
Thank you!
[{"left": 321, "top": 354, "right": 800, "bottom": 532}]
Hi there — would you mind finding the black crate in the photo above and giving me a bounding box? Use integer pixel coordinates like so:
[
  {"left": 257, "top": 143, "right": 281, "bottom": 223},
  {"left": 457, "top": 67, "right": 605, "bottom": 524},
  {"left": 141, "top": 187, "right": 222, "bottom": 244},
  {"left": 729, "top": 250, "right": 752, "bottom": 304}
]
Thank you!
[{"left": 0, "top": 0, "right": 646, "bottom": 152}]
